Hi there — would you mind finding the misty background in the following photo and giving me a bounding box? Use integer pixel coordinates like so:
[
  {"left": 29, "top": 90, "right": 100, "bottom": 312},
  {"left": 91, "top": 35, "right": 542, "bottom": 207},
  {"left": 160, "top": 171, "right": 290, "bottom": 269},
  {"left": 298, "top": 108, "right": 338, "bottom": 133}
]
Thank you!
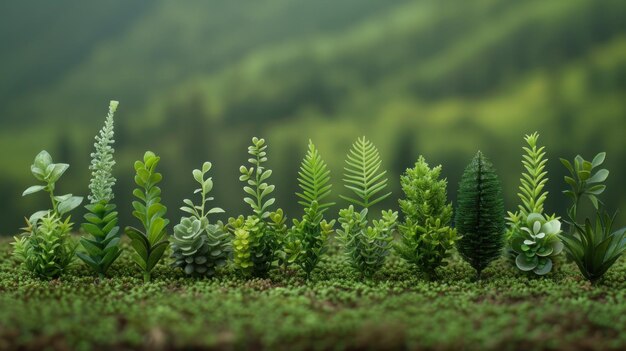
[{"left": 1, "top": 0, "right": 625, "bottom": 235}]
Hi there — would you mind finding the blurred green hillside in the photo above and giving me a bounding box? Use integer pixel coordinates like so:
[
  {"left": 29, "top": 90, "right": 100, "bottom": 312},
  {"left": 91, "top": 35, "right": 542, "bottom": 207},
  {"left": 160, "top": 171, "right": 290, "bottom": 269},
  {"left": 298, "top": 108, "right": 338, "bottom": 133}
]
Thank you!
[{"left": 1, "top": 0, "right": 625, "bottom": 234}]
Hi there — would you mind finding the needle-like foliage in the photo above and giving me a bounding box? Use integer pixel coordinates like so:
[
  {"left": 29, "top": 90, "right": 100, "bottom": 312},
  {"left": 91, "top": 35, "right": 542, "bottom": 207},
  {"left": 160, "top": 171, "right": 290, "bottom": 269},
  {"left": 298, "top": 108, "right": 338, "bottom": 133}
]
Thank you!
[
  {"left": 125, "top": 151, "right": 170, "bottom": 283},
  {"left": 78, "top": 101, "right": 122, "bottom": 278}
]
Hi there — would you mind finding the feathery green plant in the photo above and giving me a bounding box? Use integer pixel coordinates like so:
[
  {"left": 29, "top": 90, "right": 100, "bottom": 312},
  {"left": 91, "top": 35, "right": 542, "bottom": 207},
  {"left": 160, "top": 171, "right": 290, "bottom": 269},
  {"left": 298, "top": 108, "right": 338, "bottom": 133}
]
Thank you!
[
  {"left": 13, "top": 151, "right": 83, "bottom": 279},
  {"left": 78, "top": 100, "right": 122, "bottom": 278},
  {"left": 228, "top": 137, "right": 282, "bottom": 277},
  {"left": 171, "top": 162, "right": 230, "bottom": 277},
  {"left": 396, "top": 156, "right": 458, "bottom": 280},
  {"left": 287, "top": 140, "right": 336, "bottom": 278},
  {"left": 337, "top": 137, "right": 397, "bottom": 277},
  {"left": 455, "top": 151, "right": 505, "bottom": 280},
  {"left": 125, "top": 151, "right": 170, "bottom": 283},
  {"left": 559, "top": 153, "right": 626, "bottom": 283},
  {"left": 507, "top": 132, "right": 563, "bottom": 276}
]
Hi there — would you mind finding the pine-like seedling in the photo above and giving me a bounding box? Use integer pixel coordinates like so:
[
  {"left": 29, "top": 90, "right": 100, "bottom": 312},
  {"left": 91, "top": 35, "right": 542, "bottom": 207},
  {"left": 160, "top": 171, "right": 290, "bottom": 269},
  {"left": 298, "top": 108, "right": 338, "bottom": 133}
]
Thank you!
[
  {"left": 455, "top": 151, "right": 505, "bottom": 279},
  {"left": 78, "top": 100, "right": 122, "bottom": 278}
]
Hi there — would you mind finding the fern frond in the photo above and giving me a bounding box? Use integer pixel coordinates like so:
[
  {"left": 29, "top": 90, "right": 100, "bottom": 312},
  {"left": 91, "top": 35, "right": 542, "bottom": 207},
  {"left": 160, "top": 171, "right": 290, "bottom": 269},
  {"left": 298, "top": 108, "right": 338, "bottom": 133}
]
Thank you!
[
  {"left": 517, "top": 132, "right": 549, "bottom": 217},
  {"left": 340, "top": 137, "right": 391, "bottom": 209},
  {"left": 296, "top": 140, "right": 334, "bottom": 214}
]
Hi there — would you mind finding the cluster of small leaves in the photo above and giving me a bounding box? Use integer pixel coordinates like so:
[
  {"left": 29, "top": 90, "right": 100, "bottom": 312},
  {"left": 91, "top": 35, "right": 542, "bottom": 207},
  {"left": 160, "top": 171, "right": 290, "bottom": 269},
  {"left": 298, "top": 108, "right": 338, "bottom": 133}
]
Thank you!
[
  {"left": 78, "top": 101, "right": 122, "bottom": 278},
  {"left": 507, "top": 132, "right": 563, "bottom": 276},
  {"left": 455, "top": 151, "right": 505, "bottom": 279},
  {"left": 337, "top": 137, "right": 397, "bottom": 277},
  {"left": 560, "top": 153, "right": 626, "bottom": 283},
  {"left": 13, "top": 151, "right": 83, "bottom": 279},
  {"left": 125, "top": 151, "right": 170, "bottom": 283},
  {"left": 287, "top": 141, "right": 336, "bottom": 279},
  {"left": 229, "top": 137, "right": 281, "bottom": 277},
  {"left": 396, "top": 156, "right": 458, "bottom": 280},
  {"left": 171, "top": 162, "right": 230, "bottom": 277}
]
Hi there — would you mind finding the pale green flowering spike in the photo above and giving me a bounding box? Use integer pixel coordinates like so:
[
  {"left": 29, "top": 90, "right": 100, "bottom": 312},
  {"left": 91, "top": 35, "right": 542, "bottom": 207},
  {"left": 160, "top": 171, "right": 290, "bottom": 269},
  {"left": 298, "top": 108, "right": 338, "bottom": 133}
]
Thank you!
[{"left": 88, "top": 100, "right": 118, "bottom": 203}]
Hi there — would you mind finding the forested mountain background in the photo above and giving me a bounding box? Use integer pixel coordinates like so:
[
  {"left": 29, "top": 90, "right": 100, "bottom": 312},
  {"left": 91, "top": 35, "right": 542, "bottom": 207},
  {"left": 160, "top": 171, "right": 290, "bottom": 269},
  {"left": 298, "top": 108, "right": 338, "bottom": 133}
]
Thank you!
[{"left": 1, "top": 0, "right": 625, "bottom": 234}]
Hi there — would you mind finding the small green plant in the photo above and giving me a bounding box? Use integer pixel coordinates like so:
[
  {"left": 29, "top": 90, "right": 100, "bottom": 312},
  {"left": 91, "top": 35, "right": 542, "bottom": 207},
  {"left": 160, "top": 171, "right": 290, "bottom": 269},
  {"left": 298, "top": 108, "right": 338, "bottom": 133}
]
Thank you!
[
  {"left": 560, "top": 153, "right": 626, "bottom": 283},
  {"left": 125, "top": 151, "right": 170, "bottom": 283},
  {"left": 336, "top": 137, "right": 397, "bottom": 278},
  {"left": 455, "top": 151, "right": 505, "bottom": 279},
  {"left": 12, "top": 151, "right": 83, "bottom": 279},
  {"left": 78, "top": 100, "right": 122, "bottom": 278},
  {"left": 507, "top": 132, "right": 563, "bottom": 276},
  {"left": 285, "top": 140, "right": 336, "bottom": 279},
  {"left": 228, "top": 137, "right": 282, "bottom": 277},
  {"left": 171, "top": 162, "right": 230, "bottom": 277},
  {"left": 395, "top": 156, "right": 458, "bottom": 280}
]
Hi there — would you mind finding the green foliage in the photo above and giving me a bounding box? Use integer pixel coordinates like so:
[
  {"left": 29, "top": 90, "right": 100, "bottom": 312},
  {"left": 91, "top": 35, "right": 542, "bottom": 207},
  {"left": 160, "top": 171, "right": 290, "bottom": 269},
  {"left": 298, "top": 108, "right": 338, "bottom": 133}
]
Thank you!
[
  {"left": 337, "top": 137, "right": 396, "bottom": 277},
  {"left": 455, "top": 151, "right": 505, "bottom": 279},
  {"left": 171, "top": 162, "right": 230, "bottom": 277},
  {"left": 507, "top": 132, "right": 563, "bottom": 276},
  {"left": 78, "top": 101, "right": 122, "bottom": 278},
  {"left": 396, "top": 156, "right": 458, "bottom": 279},
  {"left": 560, "top": 153, "right": 626, "bottom": 283},
  {"left": 125, "top": 151, "right": 170, "bottom": 283},
  {"left": 13, "top": 151, "right": 83, "bottom": 279},
  {"left": 230, "top": 137, "right": 281, "bottom": 277},
  {"left": 287, "top": 140, "right": 336, "bottom": 278},
  {"left": 340, "top": 136, "right": 391, "bottom": 208},
  {"left": 336, "top": 206, "right": 397, "bottom": 278}
]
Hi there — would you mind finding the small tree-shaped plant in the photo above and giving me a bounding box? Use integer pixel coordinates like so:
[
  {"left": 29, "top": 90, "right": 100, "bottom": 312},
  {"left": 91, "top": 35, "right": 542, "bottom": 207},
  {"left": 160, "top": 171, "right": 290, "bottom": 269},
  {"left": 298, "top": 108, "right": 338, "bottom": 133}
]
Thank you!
[
  {"left": 288, "top": 140, "right": 336, "bottom": 279},
  {"left": 560, "top": 153, "right": 626, "bottom": 283},
  {"left": 171, "top": 162, "right": 230, "bottom": 277},
  {"left": 336, "top": 137, "right": 397, "bottom": 278},
  {"left": 125, "top": 151, "right": 170, "bottom": 283},
  {"left": 228, "top": 137, "right": 283, "bottom": 277},
  {"left": 78, "top": 100, "right": 123, "bottom": 278},
  {"left": 13, "top": 151, "right": 83, "bottom": 279},
  {"left": 455, "top": 151, "right": 505, "bottom": 280},
  {"left": 507, "top": 132, "right": 563, "bottom": 276},
  {"left": 395, "top": 156, "right": 458, "bottom": 280}
]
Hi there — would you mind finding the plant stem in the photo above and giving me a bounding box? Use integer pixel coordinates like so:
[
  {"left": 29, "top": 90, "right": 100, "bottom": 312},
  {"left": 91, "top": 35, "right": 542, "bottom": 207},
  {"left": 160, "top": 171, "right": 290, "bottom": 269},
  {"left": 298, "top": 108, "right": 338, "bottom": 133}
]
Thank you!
[{"left": 144, "top": 272, "right": 151, "bottom": 283}]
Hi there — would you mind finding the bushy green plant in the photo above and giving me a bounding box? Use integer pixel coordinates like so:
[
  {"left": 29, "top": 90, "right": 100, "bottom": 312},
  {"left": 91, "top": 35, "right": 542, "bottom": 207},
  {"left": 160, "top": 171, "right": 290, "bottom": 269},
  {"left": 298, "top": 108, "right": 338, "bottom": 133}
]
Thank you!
[
  {"left": 171, "top": 162, "right": 230, "bottom": 277},
  {"left": 336, "top": 137, "right": 397, "bottom": 277},
  {"left": 507, "top": 132, "right": 563, "bottom": 276},
  {"left": 455, "top": 151, "right": 505, "bottom": 279},
  {"left": 228, "top": 137, "right": 282, "bottom": 277},
  {"left": 78, "top": 100, "right": 122, "bottom": 278},
  {"left": 287, "top": 140, "right": 336, "bottom": 279},
  {"left": 395, "top": 156, "right": 458, "bottom": 280},
  {"left": 125, "top": 151, "right": 170, "bottom": 283},
  {"left": 12, "top": 151, "right": 83, "bottom": 279},
  {"left": 560, "top": 153, "right": 626, "bottom": 283}
]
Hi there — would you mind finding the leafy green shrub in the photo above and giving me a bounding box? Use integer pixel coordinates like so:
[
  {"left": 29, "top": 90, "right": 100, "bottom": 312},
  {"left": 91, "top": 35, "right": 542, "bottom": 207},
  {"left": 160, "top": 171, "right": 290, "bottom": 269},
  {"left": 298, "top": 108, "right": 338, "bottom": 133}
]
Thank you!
[
  {"left": 560, "top": 153, "right": 626, "bottom": 283},
  {"left": 12, "top": 151, "right": 83, "bottom": 279},
  {"left": 228, "top": 137, "right": 282, "bottom": 277},
  {"left": 507, "top": 132, "right": 563, "bottom": 276},
  {"left": 125, "top": 151, "right": 170, "bottom": 283},
  {"left": 78, "top": 100, "right": 122, "bottom": 278},
  {"left": 455, "top": 151, "right": 505, "bottom": 279},
  {"left": 336, "top": 137, "right": 397, "bottom": 278},
  {"left": 171, "top": 162, "right": 230, "bottom": 277},
  {"left": 395, "top": 156, "right": 458, "bottom": 280}
]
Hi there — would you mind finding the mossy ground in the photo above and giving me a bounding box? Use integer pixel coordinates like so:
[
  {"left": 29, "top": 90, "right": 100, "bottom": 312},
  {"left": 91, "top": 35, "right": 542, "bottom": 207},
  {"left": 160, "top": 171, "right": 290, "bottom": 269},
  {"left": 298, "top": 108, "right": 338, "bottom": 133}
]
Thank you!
[{"left": 1, "top": 237, "right": 625, "bottom": 351}]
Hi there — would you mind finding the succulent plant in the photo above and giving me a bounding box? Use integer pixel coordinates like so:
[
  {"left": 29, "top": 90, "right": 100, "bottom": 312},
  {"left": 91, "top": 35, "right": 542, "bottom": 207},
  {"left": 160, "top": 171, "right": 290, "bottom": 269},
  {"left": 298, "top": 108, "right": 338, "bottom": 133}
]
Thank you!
[{"left": 510, "top": 213, "right": 564, "bottom": 275}]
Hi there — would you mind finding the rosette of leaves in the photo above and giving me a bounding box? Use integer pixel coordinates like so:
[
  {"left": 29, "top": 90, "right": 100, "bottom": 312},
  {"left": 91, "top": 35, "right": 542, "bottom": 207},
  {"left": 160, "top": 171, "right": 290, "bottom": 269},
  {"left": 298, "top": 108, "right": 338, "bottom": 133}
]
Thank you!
[
  {"left": 559, "top": 153, "right": 626, "bottom": 283},
  {"left": 125, "top": 151, "right": 170, "bottom": 283},
  {"left": 78, "top": 100, "right": 122, "bottom": 278},
  {"left": 171, "top": 162, "right": 230, "bottom": 277},
  {"left": 506, "top": 132, "right": 563, "bottom": 276},
  {"left": 289, "top": 140, "right": 336, "bottom": 279},
  {"left": 395, "top": 156, "right": 458, "bottom": 280},
  {"left": 12, "top": 151, "right": 83, "bottom": 279},
  {"left": 228, "top": 137, "right": 282, "bottom": 277},
  {"left": 455, "top": 151, "right": 505, "bottom": 280},
  {"left": 336, "top": 137, "right": 397, "bottom": 278}
]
